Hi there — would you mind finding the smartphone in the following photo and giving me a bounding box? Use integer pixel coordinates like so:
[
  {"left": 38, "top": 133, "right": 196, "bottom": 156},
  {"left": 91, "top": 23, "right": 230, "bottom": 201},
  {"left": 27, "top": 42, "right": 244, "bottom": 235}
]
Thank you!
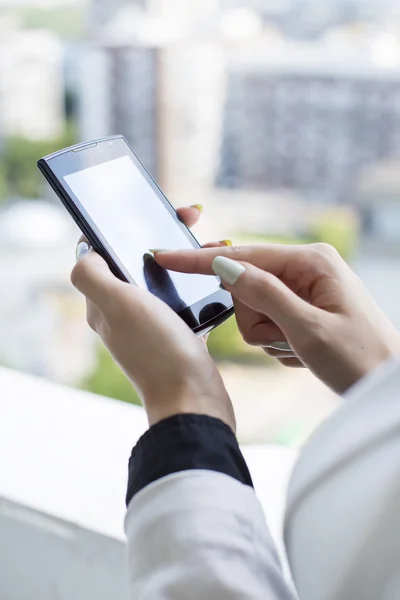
[{"left": 37, "top": 135, "right": 234, "bottom": 336}]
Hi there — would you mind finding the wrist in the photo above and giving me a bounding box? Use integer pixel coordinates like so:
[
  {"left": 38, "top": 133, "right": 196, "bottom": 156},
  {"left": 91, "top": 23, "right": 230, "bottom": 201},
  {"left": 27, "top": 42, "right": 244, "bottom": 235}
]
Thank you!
[
  {"left": 344, "top": 339, "right": 400, "bottom": 395},
  {"left": 142, "top": 383, "right": 236, "bottom": 432}
]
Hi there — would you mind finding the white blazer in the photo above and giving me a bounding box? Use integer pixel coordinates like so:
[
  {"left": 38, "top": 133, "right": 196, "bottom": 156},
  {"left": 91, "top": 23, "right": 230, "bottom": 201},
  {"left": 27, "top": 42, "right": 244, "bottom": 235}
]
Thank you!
[{"left": 125, "top": 359, "right": 400, "bottom": 599}]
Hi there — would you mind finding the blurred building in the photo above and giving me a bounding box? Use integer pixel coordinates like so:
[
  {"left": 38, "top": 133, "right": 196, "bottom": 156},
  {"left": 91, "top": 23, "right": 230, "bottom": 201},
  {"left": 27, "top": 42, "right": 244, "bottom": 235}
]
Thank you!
[
  {"left": 354, "top": 159, "right": 400, "bottom": 248},
  {"left": 0, "top": 19, "right": 65, "bottom": 140},
  {"left": 81, "top": 4, "right": 225, "bottom": 196},
  {"left": 217, "top": 38, "right": 400, "bottom": 204},
  {"left": 80, "top": 42, "right": 159, "bottom": 177}
]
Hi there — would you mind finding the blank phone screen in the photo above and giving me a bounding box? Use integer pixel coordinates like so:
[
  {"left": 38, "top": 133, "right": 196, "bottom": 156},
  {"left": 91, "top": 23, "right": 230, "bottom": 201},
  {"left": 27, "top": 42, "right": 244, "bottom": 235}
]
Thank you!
[{"left": 64, "top": 155, "right": 220, "bottom": 310}]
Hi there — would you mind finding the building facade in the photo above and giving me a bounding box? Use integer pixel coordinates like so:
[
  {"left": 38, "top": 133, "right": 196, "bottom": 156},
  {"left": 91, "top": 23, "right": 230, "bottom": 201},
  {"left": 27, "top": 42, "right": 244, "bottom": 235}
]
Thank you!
[
  {"left": 79, "top": 43, "right": 159, "bottom": 177},
  {"left": 217, "top": 48, "right": 400, "bottom": 203}
]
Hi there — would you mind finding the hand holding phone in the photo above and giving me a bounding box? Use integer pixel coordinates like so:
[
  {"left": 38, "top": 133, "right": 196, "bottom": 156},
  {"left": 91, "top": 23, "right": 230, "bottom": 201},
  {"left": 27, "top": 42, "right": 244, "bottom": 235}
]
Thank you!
[
  {"left": 71, "top": 231, "right": 236, "bottom": 430},
  {"left": 38, "top": 136, "right": 233, "bottom": 335}
]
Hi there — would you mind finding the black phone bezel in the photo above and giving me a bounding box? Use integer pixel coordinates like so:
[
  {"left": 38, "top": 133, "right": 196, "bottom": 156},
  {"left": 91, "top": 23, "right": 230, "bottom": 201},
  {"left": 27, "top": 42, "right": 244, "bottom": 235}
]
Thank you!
[{"left": 37, "top": 135, "right": 234, "bottom": 335}]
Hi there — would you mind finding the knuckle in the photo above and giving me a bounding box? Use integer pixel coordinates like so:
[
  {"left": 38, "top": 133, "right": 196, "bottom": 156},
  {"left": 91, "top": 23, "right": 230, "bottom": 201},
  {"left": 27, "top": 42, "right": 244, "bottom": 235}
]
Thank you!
[
  {"left": 194, "top": 252, "right": 203, "bottom": 274},
  {"left": 238, "top": 324, "right": 259, "bottom": 347},
  {"left": 227, "top": 245, "right": 245, "bottom": 259},
  {"left": 240, "top": 327, "right": 270, "bottom": 348},
  {"left": 312, "top": 242, "right": 338, "bottom": 259}
]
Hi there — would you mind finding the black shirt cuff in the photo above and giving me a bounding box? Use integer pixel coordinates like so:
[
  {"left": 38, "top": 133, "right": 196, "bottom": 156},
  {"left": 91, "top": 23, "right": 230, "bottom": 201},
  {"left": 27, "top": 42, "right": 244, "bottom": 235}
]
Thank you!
[{"left": 126, "top": 414, "right": 254, "bottom": 506}]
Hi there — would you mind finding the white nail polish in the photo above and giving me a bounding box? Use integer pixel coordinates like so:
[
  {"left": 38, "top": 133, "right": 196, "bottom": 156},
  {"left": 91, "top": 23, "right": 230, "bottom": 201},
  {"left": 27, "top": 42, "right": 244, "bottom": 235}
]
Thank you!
[
  {"left": 76, "top": 241, "right": 91, "bottom": 261},
  {"left": 269, "top": 342, "right": 292, "bottom": 352},
  {"left": 212, "top": 256, "right": 245, "bottom": 286}
]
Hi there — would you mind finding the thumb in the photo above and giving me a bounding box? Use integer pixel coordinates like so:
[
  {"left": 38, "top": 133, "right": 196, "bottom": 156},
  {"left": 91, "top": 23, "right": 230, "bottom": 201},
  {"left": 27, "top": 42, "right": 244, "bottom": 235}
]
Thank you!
[
  {"left": 71, "top": 242, "right": 118, "bottom": 304},
  {"left": 212, "top": 256, "right": 314, "bottom": 334}
]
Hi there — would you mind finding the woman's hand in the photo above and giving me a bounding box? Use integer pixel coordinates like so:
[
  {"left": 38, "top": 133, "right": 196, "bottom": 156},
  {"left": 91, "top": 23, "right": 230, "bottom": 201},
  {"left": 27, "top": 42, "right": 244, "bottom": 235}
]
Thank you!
[
  {"left": 155, "top": 243, "right": 400, "bottom": 394},
  {"left": 175, "top": 206, "right": 231, "bottom": 346},
  {"left": 70, "top": 224, "right": 235, "bottom": 431}
]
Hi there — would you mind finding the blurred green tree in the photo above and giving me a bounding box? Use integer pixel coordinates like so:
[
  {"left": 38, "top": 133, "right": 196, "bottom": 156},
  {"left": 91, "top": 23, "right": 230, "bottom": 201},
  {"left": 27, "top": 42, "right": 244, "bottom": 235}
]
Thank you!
[
  {"left": 207, "top": 315, "right": 271, "bottom": 365},
  {"left": 0, "top": 164, "right": 7, "bottom": 203},
  {"left": 81, "top": 345, "right": 142, "bottom": 407},
  {"left": 309, "top": 209, "right": 359, "bottom": 259},
  {"left": 0, "top": 124, "right": 77, "bottom": 200},
  {"left": 2, "top": 6, "right": 84, "bottom": 40}
]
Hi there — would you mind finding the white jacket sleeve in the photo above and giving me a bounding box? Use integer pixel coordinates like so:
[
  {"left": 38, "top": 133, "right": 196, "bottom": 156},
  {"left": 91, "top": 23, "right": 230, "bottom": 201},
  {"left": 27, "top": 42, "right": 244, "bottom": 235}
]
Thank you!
[
  {"left": 125, "top": 470, "right": 297, "bottom": 600},
  {"left": 285, "top": 358, "right": 400, "bottom": 600},
  {"left": 125, "top": 359, "right": 400, "bottom": 599}
]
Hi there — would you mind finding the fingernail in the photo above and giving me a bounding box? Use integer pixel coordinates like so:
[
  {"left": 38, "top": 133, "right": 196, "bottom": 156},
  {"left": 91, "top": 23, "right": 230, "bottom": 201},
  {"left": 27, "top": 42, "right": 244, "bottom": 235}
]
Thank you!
[
  {"left": 76, "top": 241, "right": 91, "bottom": 261},
  {"left": 191, "top": 204, "right": 203, "bottom": 213},
  {"left": 149, "top": 249, "right": 169, "bottom": 255},
  {"left": 269, "top": 342, "right": 292, "bottom": 351},
  {"left": 212, "top": 256, "right": 245, "bottom": 286},
  {"left": 143, "top": 253, "right": 154, "bottom": 264},
  {"left": 219, "top": 239, "right": 233, "bottom": 247}
]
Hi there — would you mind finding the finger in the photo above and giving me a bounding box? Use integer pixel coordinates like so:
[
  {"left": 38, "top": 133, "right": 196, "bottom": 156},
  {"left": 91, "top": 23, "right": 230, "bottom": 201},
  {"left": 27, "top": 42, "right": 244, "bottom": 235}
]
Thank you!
[
  {"left": 264, "top": 347, "right": 296, "bottom": 359},
  {"left": 210, "top": 256, "right": 315, "bottom": 335},
  {"left": 71, "top": 242, "right": 118, "bottom": 303},
  {"left": 266, "top": 342, "right": 292, "bottom": 351},
  {"left": 242, "top": 322, "right": 287, "bottom": 346},
  {"left": 234, "top": 299, "right": 286, "bottom": 346},
  {"left": 278, "top": 357, "right": 305, "bottom": 369},
  {"left": 155, "top": 244, "right": 296, "bottom": 277},
  {"left": 202, "top": 240, "right": 232, "bottom": 249},
  {"left": 201, "top": 333, "right": 209, "bottom": 345},
  {"left": 176, "top": 205, "right": 203, "bottom": 229},
  {"left": 143, "top": 253, "right": 188, "bottom": 314},
  {"left": 86, "top": 298, "right": 102, "bottom": 332}
]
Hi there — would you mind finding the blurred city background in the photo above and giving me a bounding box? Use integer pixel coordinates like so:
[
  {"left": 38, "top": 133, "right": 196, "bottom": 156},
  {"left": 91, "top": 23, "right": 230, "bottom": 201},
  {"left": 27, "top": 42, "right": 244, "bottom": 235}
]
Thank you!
[{"left": 2, "top": 0, "right": 400, "bottom": 447}]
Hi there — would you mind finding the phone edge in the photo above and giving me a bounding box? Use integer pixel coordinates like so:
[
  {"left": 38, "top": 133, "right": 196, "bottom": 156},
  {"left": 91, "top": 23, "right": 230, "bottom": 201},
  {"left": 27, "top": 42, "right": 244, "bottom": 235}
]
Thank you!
[
  {"left": 194, "top": 307, "right": 235, "bottom": 337},
  {"left": 37, "top": 158, "right": 130, "bottom": 284},
  {"left": 40, "top": 134, "right": 125, "bottom": 162}
]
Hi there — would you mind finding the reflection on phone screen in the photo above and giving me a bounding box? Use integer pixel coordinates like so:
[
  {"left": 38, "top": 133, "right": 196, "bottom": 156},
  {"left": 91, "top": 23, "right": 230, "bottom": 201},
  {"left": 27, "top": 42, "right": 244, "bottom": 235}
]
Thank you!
[{"left": 64, "top": 156, "right": 220, "bottom": 309}]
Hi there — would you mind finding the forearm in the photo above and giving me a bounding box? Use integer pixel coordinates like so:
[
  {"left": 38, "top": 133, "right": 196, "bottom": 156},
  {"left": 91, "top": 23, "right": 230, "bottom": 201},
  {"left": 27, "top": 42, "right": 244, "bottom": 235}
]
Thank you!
[{"left": 125, "top": 415, "right": 296, "bottom": 600}]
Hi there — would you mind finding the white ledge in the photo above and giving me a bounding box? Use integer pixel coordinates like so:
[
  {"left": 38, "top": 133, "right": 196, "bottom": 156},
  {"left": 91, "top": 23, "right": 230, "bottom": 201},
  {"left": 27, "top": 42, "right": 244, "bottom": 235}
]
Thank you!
[{"left": 0, "top": 367, "right": 297, "bottom": 543}]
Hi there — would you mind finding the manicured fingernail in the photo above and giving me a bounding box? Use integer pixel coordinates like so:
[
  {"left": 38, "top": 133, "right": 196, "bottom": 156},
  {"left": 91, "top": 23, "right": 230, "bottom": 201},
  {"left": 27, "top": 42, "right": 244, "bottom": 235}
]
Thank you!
[
  {"left": 220, "top": 239, "right": 232, "bottom": 247},
  {"left": 212, "top": 256, "right": 245, "bottom": 286},
  {"left": 149, "top": 249, "right": 169, "bottom": 255},
  {"left": 269, "top": 342, "right": 292, "bottom": 351},
  {"left": 76, "top": 241, "right": 91, "bottom": 261},
  {"left": 143, "top": 253, "right": 154, "bottom": 264},
  {"left": 191, "top": 204, "right": 203, "bottom": 213}
]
